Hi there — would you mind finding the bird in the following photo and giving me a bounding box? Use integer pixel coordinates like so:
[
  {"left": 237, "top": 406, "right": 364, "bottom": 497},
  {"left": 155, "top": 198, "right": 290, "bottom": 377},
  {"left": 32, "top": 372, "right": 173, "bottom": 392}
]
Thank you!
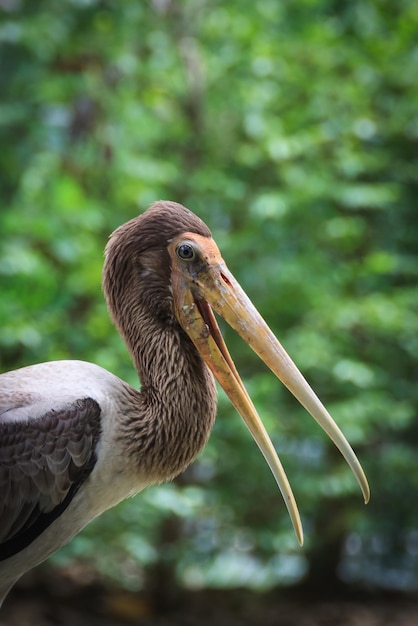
[{"left": 0, "top": 201, "right": 369, "bottom": 605}]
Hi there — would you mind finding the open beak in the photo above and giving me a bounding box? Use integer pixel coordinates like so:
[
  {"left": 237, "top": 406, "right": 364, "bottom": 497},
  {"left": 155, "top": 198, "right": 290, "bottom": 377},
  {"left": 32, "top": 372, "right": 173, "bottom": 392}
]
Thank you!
[{"left": 169, "top": 234, "right": 370, "bottom": 545}]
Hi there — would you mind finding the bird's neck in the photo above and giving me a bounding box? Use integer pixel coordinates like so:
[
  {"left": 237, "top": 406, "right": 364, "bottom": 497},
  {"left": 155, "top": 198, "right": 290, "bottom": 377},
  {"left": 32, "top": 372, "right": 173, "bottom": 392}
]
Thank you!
[{"left": 117, "top": 309, "right": 218, "bottom": 484}]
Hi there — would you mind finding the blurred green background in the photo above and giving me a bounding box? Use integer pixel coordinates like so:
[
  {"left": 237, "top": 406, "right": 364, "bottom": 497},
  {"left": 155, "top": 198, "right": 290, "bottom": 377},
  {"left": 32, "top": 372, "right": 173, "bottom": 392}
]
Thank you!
[{"left": 1, "top": 0, "right": 417, "bottom": 600}]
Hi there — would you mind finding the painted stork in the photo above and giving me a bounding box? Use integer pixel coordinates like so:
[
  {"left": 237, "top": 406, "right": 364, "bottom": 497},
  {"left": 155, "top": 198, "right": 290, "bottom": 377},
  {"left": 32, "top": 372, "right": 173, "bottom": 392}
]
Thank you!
[{"left": 0, "top": 201, "right": 369, "bottom": 605}]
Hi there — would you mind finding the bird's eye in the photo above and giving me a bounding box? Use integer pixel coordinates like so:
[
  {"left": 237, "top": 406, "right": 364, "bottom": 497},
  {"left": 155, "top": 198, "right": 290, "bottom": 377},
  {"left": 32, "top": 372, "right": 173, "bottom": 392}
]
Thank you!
[{"left": 176, "top": 243, "right": 196, "bottom": 261}]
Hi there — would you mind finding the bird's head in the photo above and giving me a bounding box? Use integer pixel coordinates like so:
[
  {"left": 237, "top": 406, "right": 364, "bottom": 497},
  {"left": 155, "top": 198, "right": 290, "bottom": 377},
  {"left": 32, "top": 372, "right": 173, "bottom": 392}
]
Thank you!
[{"left": 105, "top": 201, "right": 370, "bottom": 544}]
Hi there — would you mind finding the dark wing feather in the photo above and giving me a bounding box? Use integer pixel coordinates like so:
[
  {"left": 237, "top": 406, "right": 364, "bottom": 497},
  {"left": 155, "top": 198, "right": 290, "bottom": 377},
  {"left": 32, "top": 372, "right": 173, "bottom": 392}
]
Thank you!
[{"left": 0, "top": 397, "right": 101, "bottom": 560}]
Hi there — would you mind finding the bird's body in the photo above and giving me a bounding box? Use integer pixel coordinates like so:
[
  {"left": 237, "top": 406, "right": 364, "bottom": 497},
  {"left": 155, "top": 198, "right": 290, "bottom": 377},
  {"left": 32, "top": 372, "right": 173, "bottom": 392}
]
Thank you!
[
  {"left": 0, "top": 201, "right": 369, "bottom": 606},
  {"left": 0, "top": 356, "right": 215, "bottom": 601}
]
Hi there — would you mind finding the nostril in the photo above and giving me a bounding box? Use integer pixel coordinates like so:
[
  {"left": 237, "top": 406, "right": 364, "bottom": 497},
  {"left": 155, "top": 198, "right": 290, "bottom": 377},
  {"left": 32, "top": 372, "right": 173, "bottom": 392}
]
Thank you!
[{"left": 220, "top": 272, "right": 232, "bottom": 287}]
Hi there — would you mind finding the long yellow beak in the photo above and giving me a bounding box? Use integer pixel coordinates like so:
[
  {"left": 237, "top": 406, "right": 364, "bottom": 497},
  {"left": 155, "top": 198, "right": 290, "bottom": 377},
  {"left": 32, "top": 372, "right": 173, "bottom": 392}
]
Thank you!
[{"left": 169, "top": 233, "right": 370, "bottom": 545}]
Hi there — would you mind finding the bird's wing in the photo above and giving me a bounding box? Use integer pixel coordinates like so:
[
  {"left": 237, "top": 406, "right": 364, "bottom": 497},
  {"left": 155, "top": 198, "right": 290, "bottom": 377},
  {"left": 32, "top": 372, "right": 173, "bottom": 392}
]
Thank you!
[{"left": 0, "top": 396, "right": 101, "bottom": 560}]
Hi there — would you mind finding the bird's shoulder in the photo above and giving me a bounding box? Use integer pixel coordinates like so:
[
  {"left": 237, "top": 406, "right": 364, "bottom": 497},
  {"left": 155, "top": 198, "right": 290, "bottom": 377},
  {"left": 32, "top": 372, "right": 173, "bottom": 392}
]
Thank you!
[
  {"left": 0, "top": 360, "right": 126, "bottom": 423},
  {"left": 0, "top": 362, "right": 106, "bottom": 560}
]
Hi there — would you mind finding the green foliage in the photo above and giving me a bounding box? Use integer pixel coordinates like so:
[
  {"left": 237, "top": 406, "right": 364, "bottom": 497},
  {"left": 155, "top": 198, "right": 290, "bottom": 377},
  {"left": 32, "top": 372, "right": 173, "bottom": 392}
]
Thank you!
[{"left": 1, "top": 0, "right": 417, "bottom": 592}]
